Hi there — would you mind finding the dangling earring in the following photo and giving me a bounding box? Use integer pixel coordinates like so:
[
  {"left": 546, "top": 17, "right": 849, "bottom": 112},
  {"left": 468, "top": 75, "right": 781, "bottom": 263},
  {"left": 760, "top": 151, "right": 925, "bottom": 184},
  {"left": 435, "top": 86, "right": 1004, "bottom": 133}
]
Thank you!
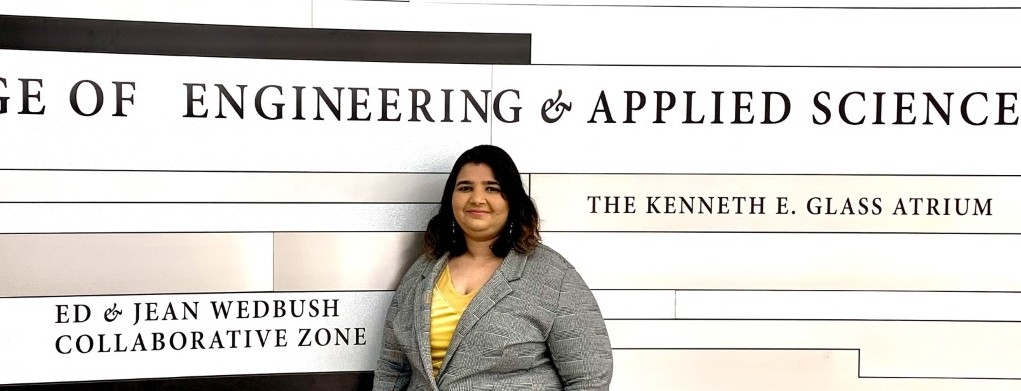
[
  {"left": 507, "top": 222, "right": 515, "bottom": 236},
  {"left": 450, "top": 221, "right": 458, "bottom": 246}
]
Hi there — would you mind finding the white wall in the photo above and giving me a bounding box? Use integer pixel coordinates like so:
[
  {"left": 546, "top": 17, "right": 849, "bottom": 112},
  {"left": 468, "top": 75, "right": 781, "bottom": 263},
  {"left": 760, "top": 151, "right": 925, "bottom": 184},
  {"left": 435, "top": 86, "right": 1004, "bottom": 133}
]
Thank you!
[{"left": 1, "top": 1, "right": 1020, "bottom": 389}]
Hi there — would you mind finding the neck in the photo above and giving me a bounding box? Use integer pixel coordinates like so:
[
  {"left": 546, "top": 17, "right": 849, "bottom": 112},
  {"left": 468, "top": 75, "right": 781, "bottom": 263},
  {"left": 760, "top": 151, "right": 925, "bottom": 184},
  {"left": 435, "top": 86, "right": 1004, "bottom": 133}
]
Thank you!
[{"left": 462, "top": 236, "right": 498, "bottom": 262}]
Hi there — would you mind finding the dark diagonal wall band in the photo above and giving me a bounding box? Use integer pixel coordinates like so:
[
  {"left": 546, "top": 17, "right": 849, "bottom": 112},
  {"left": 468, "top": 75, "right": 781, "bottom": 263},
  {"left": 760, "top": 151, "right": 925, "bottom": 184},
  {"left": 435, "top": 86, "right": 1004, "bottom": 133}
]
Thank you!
[{"left": 0, "top": 14, "right": 531, "bottom": 64}]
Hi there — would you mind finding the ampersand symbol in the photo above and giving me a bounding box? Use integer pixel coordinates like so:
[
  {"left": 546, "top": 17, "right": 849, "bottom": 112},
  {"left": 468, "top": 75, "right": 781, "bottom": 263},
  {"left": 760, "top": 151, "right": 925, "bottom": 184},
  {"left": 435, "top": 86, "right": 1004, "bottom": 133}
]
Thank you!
[
  {"left": 541, "top": 89, "right": 572, "bottom": 123},
  {"left": 104, "top": 303, "right": 123, "bottom": 322}
]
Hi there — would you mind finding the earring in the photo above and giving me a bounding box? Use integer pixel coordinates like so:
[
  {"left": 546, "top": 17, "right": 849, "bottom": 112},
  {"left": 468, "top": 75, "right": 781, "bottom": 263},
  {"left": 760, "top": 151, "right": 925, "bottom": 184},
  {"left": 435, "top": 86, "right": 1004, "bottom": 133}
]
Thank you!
[
  {"left": 508, "top": 222, "right": 515, "bottom": 236},
  {"left": 450, "top": 221, "right": 458, "bottom": 246}
]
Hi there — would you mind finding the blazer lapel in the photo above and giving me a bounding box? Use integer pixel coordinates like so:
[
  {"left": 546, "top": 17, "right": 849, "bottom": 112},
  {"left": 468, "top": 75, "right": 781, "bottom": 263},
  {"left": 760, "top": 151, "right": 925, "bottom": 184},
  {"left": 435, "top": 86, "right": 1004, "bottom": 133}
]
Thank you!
[
  {"left": 438, "top": 250, "right": 528, "bottom": 374},
  {"left": 415, "top": 253, "right": 448, "bottom": 389}
]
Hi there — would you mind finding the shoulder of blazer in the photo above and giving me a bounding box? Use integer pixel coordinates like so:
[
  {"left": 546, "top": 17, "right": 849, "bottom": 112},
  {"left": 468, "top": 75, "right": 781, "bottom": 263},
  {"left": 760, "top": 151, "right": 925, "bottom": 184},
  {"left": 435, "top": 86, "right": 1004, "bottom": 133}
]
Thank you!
[
  {"left": 516, "top": 243, "right": 579, "bottom": 283},
  {"left": 529, "top": 243, "right": 571, "bottom": 267}
]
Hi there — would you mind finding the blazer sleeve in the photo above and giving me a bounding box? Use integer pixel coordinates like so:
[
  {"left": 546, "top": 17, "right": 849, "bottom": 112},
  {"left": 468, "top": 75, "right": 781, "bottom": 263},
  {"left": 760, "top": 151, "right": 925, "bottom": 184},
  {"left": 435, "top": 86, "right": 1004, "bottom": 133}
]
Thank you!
[
  {"left": 547, "top": 264, "right": 613, "bottom": 390},
  {"left": 372, "top": 281, "right": 411, "bottom": 391}
]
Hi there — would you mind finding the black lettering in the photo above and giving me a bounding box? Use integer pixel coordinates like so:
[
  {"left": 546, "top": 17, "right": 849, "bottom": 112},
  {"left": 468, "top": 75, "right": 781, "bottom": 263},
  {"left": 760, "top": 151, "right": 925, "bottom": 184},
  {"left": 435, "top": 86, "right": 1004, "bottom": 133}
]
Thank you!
[
  {"left": 410, "top": 88, "right": 433, "bottom": 122},
  {"left": 711, "top": 91, "right": 724, "bottom": 124},
  {"left": 923, "top": 92, "right": 953, "bottom": 125},
  {"left": 654, "top": 91, "right": 675, "bottom": 124},
  {"left": 70, "top": 80, "right": 104, "bottom": 116},
  {"left": 349, "top": 87, "right": 371, "bottom": 121},
  {"left": 183, "top": 83, "right": 207, "bottom": 118},
  {"left": 762, "top": 91, "right": 790, "bottom": 124},
  {"left": 56, "top": 304, "right": 69, "bottom": 323},
  {"left": 462, "top": 89, "right": 490, "bottom": 123},
  {"left": 813, "top": 91, "right": 831, "bottom": 124},
  {"left": 732, "top": 91, "right": 753, "bottom": 124},
  {"left": 624, "top": 91, "right": 645, "bottom": 123},
  {"left": 255, "top": 85, "right": 283, "bottom": 120},
  {"left": 838, "top": 92, "right": 865, "bottom": 125},
  {"left": 314, "top": 87, "right": 343, "bottom": 121},
  {"left": 682, "top": 91, "right": 704, "bottom": 124},
  {"left": 293, "top": 86, "right": 305, "bottom": 120},
  {"left": 112, "top": 81, "right": 135, "bottom": 117},
  {"left": 210, "top": 301, "right": 232, "bottom": 319},
  {"left": 56, "top": 335, "right": 71, "bottom": 354},
  {"left": 894, "top": 92, "right": 915, "bottom": 125},
  {"left": 19, "top": 78, "right": 45, "bottom": 115},
  {"left": 441, "top": 89, "right": 453, "bottom": 122},
  {"left": 872, "top": 92, "right": 885, "bottom": 124},
  {"left": 493, "top": 89, "right": 520, "bottom": 123},
  {"left": 298, "top": 328, "right": 312, "bottom": 346},
  {"left": 962, "top": 92, "right": 988, "bottom": 126},
  {"left": 214, "top": 84, "right": 246, "bottom": 119},
  {"left": 647, "top": 196, "right": 661, "bottom": 213},
  {"left": 996, "top": 92, "right": 1018, "bottom": 125},
  {"left": 379, "top": 88, "right": 401, "bottom": 122},
  {"left": 587, "top": 196, "right": 601, "bottom": 213},
  {"left": 0, "top": 77, "right": 8, "bottom": 114},
  {"left": 587, "top": 91, "right": 615, "bottom": 123}
]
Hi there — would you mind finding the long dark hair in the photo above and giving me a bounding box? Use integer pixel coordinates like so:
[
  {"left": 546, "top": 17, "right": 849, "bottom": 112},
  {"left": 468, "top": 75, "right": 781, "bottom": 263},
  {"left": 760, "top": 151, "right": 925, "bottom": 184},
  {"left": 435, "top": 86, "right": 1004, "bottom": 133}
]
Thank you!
[{"left": 424, "top": 145, "right": 540, "bottom": 259}]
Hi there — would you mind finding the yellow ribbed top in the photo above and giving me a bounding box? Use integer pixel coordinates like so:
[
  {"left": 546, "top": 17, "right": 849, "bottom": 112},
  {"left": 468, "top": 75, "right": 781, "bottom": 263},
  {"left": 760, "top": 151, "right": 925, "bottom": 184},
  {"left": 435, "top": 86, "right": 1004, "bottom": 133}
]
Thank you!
[{"left": 430, "top": 264, "right": 478, "bottom": 378}]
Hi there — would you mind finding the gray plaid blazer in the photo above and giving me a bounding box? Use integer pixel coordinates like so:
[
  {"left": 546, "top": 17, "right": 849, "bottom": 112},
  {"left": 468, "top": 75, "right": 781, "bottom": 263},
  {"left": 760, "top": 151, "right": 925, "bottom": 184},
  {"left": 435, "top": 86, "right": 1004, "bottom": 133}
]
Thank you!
[{"left": 373, "top": 244, "right": 613, "bottom": 391}]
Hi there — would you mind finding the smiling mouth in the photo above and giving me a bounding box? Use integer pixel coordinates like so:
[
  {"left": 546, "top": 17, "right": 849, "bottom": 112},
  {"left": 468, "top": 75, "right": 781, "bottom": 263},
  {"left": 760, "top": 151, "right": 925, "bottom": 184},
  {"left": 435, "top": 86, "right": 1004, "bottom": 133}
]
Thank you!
[{"left": 466, "top": 210, "right": 489, "bottom": 216}]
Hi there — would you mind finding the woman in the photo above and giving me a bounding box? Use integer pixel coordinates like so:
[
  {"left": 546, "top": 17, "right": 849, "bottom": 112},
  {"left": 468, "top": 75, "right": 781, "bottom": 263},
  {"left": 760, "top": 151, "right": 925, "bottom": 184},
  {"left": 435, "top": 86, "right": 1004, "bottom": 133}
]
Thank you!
[{"left": 373, "top": 145, "right": 613, "bottom": 391}]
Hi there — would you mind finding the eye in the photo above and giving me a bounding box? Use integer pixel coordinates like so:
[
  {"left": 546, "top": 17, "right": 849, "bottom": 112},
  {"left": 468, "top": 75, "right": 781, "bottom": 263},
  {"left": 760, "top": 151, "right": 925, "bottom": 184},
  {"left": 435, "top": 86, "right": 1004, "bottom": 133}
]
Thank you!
[
  {"left": 486, "top": 186, "right": 502, "bottom": 193},
  {"left": 456, "top": 185, "right": 471, "bottom": 192}
]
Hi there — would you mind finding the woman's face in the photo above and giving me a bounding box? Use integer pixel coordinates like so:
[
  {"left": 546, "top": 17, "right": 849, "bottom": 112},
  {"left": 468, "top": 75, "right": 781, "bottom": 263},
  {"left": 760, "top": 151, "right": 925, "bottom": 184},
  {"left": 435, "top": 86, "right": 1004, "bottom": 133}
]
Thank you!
[{"left": 451, "top": 162, "right": 510, "bottom": 244}]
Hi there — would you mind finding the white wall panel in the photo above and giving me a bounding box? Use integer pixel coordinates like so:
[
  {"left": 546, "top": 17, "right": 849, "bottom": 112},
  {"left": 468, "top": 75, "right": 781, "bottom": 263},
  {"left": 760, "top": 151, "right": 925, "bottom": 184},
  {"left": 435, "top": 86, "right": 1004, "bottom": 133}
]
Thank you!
[
  {"left": 314, "top": 1, "right": 1021, "bottom": 66},
  {"left": 529, "top": 174, "right": 1018, "bottom": 232},
  {"left": 611, "top": 349, "right": 859, "bottom": 391},
  {"left": 0, "top": 291, "right": 389, "bottom": 384},
  {"left": 592, "top": 290, "right": 675, "bottom": 319},
  {"left": 0, "top": 1, "right": 311, "bottom": 27},
  {"left": 543, "top": 232, "right": 1021, "bottom": 290},
  {"left": 0, "top": 204, "right": 435, "bottom": 233},
  {"left": 0, "top": 49, "right": 490, "bottom": 172},
  {"left": 492, "top": 66, "right": 1021, "bottom": 174}
]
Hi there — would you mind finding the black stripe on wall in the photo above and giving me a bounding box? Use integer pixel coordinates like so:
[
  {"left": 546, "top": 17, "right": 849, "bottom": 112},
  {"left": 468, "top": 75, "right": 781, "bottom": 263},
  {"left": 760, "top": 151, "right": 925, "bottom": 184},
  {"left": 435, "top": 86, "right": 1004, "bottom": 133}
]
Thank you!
[
  {"left": 0, "top": 372, "right": 374, "bottom": 390},
  {"left": 0, "top": 15, "right": 531, "bottom": 64}
]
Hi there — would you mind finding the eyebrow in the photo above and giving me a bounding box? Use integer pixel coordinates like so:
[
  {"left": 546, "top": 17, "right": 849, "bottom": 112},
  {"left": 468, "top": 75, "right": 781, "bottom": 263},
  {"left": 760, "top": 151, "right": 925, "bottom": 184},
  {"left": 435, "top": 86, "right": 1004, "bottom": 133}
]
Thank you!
[{"left": 455, "top": 180, "right": 501, "bottom": 186}]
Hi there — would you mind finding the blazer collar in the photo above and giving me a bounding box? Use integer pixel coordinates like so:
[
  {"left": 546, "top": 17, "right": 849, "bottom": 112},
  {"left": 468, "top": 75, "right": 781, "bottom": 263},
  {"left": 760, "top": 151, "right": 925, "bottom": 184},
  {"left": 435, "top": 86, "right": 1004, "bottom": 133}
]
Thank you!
[
  {"left": 414, "top": 253, "right": 447, "bottom": 391},
  {"left": 421, "top": 250, "right": 530, "bottom": 380},
  {"left": 418, "top": 249, "right": 528, "bottom": 280}
]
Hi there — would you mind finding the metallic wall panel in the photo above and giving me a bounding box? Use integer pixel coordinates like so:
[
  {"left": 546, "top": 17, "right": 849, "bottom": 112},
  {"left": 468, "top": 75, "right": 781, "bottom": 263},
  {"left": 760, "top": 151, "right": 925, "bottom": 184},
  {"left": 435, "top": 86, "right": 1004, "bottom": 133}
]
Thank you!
[
  {"left": 274, "top": 232, "right": 423, "bottom": 291},
  {"left": 0, "top": 171, "right": 447, "bottom": 203},
  {"left": 608, "top": 320, "right": 1021, "bottom": 379},
  {"left": 0, "top": 204, "right": 436, "bottom": 233},
  {"left": 675, "top": 291, "right": 1021, "bottom": 321},
  {"left": 613, "top": 349, "right": 1021, "bottom": 390},
  {"left": 0, "top": 233, "right": 272, "bottom": 297}
]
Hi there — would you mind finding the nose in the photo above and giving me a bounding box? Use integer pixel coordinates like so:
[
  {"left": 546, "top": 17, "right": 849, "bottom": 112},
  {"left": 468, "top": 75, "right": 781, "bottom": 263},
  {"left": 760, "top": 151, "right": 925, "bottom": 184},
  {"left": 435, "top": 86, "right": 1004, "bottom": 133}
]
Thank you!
[{"left": 469, "top": 188, "right": 486, "bottom": 205}]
